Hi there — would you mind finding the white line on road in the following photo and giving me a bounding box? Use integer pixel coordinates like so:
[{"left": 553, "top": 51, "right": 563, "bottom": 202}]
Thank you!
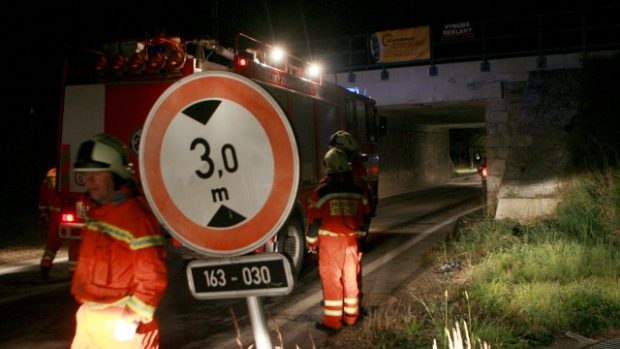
[
  {"left": 280, "top": 204, "right": 484, "bottom": 318},
  {"left": 0, "top": 256, "right": 69, "bottom": 276}
]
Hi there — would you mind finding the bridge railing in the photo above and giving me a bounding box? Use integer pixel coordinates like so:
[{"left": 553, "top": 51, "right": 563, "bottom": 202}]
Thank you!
[{"left": 296, "top": 6, "right": 620, "bottom": 74}]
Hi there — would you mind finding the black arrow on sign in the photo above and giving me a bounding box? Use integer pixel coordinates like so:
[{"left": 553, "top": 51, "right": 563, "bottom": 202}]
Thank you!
[
  {"left": 208, "top": 205, "right": 246, "bottom": 227},
  {"left": 184, "top": 100, "right": 222, "bottom": 125}
]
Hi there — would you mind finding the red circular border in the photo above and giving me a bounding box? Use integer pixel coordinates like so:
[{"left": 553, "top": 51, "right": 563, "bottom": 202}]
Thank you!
[{"left": 141, "top": 73, "right": 297, "bottom": 254}]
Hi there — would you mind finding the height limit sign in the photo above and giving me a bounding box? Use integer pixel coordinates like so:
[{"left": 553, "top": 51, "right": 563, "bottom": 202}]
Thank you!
[{"left": 140, "top": 71, "right": 299, "bottom": 257}]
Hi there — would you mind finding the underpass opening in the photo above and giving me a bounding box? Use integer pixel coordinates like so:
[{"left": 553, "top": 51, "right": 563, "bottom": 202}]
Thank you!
[{"left": 376, "top": 100, "right": 486, "bottom": 197}]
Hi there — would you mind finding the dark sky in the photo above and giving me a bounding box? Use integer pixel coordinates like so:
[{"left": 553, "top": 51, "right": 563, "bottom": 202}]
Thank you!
[{"left": 9, "top": 1, "right": 588, "bottom": 51}]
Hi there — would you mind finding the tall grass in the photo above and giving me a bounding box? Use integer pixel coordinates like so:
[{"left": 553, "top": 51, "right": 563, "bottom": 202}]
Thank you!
[
  {"left": 465, "top": 169, "right": 620, "bottom": 347},
  {"left": 555, "top": 169, "right": 620, "bottom": 243},
  {"left": 357, "top": 168, "right": 620, "bottom": 348}
]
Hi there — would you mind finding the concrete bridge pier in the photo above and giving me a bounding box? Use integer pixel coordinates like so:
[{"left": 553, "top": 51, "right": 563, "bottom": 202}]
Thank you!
[{"left": 486, "top": 71, "right": 576, "bottom": 219}]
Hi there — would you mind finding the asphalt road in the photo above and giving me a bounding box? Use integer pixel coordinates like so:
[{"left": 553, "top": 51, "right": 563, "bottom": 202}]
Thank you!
[{"left": 0, "top": 177, "right": 484, "bottom": 349}]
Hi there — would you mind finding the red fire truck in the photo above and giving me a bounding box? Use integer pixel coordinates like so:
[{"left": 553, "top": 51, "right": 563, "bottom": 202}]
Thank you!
[{"left": 56, "top": 32, "right": 380, "bottom": 277}]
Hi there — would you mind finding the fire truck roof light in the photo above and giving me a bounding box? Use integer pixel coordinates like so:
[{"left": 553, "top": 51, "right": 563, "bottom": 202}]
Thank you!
[
  {"left": 270, "top": 47, "right": 285, "bottom": 63},
  {"left": 307, "top": 63, "right": 322, "bottom": 78}
]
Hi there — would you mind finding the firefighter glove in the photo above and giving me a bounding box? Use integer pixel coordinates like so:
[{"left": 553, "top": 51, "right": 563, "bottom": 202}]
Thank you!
[
  {"left": 308, "top": 245, "right": 318, "bottom": 254},
  {"left": 113, "top": 308, "right": 140, "bottom": 341}
]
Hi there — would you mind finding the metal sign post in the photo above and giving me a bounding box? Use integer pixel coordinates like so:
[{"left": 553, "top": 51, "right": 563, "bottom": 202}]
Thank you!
[
  {"left": 186, "top": 253, "right": 294, "bottom": 349},
  {"left": 140, "top": 71, "right": 299, "bottom": 348},
  {"left": 247, "top": 296, "right": 272, "bottom": 349}
]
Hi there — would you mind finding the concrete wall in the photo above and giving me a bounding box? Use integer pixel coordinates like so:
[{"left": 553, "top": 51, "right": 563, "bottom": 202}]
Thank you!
[
  {"left": 378, "top": 122, "right": 451, "bottom": 197},
  {"left": 489, "top": 71, "right": 576, "bottom": 220}
]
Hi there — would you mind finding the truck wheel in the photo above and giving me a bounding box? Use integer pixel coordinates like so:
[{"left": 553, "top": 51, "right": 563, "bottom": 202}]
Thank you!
[{"left": 276, "top": 215, "right": 305, "bottom": 279}]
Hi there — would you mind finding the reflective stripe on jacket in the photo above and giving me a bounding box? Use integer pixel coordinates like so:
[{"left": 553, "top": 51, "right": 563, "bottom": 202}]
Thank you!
[
  {"left": 71, "top": 189, "right": 168, "bottom": 321},
  {"left": 306, "top": 175, "right": 370, "bottom": 237}
]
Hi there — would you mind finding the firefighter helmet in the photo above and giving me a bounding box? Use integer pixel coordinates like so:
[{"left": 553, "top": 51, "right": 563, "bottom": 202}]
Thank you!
[
  {"left": 74, "top": 134, "right": 132, "bottom": 180},
  {"left": 323, "top": 148, "right": 352, "bottom": 174},
  {"left": 329, "top": 130, "right": 358, "bottom": 152}
]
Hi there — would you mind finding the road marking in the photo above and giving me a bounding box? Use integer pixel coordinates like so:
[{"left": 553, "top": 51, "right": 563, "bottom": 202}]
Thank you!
[
  {"left": 0, "top": 256, "right": 69, "bottom": 276},
  {"left": 280, "top": 204, "right": 484, "bottom": 317}
]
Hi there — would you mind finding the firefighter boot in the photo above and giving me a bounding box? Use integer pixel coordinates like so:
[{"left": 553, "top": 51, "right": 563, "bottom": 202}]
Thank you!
[
  {"left": 40, "top": 250, "right": 56, "bottom": 282},
  {"left": 315, "top": 321, "right": 341, "bottom": 334},
  {"left": 40, "top": 262, "right": 52, "bottom": 282}
]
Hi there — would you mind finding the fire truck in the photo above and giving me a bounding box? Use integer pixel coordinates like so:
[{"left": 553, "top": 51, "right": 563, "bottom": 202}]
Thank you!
[{"left": 56, "top": 32, "right": 380, "bottom": 277}]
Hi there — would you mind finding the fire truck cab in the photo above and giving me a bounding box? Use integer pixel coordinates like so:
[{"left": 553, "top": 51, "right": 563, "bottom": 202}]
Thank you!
[{"left": 56, "top": 32, "right": 380, "bottom": 278}]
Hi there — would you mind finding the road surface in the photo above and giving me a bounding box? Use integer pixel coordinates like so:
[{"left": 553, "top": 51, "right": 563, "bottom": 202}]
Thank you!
[{"left": 0, "top": 177, "right": 484, "bottom": 348}]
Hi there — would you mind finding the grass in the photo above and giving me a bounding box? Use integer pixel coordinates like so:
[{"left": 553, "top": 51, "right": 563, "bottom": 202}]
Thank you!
[{"left": 351, "top": 168, "right": 620, "bottom": 348}]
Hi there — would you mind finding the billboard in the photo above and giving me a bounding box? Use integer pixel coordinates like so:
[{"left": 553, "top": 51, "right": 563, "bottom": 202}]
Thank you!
[{"left": 370, "top": 26, "right": 430, "bottom": 63}]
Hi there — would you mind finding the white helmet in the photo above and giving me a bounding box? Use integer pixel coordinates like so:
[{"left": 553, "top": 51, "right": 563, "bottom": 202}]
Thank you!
[
  {"left": 74, "top": 134, "right": 132, "bottom": 180},
  {"left": 329, "top": 130, "right": 358, "bottom": 152},
  {"left": 323, "top": 148, "right": 352, "bottom": 174}
]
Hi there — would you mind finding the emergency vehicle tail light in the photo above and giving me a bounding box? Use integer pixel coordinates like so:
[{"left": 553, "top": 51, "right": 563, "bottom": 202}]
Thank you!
[
  {"left": 62, "top": 213, "right": 76, "bottom": 223},
  {"left": 237, "top": 57, "right": 248, "bottom": 67},
  {"left": 370, "top": 165, "right": 380, "bottom": 175}
]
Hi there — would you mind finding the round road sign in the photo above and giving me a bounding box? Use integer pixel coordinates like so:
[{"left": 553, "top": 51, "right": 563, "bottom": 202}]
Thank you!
[{"left": 140, "top": 71, "right": 299, "bottom": 257}]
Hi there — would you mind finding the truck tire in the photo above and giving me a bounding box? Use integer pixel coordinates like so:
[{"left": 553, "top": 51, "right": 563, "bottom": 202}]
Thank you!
[{"left": 276, "top": 214, "right": 305, "bottom": 279}]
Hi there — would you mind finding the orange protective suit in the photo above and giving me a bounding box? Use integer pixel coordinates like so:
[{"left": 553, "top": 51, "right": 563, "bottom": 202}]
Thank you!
[
  {"left": 39, "top": 168, "right": 79, "bottom": 277},
  {"left": 71, "top": 187, "right": 168, "bottom": 349},
  {"left": 307, "top": 173, "right": 371, "bottom": 330}
]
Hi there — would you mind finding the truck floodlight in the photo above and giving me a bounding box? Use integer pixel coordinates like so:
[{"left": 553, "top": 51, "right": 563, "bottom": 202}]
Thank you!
[
  {"left": 306, "top": 63, "right": 321, "bottom": 78},
  {"left": 270, "top": 47, "right": 285, "bottom": 63}
]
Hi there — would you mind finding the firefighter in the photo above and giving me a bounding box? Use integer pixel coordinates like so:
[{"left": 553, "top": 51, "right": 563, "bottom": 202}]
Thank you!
[
  {"left": 307, "top": 148, "right": 371, "bottom": 331},
  {"left": 38, "top": 167, "right": 80, "bottom": 280},
  {"left": 328, "top": 130, "right": 373, "bottom": 313},
  {"left": 70, "top": 134, "right": 168, "bottom": 349}
]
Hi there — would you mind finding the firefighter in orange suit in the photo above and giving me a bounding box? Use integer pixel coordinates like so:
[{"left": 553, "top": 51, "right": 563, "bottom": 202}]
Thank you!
[
  {"left": 307, "top": 148, "right": 371, "bottom": 331},
  {"left": 327, "top": 130, "right": 373, "bottom": 312},
  {"left": 70, "top": 134, "right": 168, "bottom": 349},
  {"left": 38, "top": 167, "right": 80, "bottom": 280}
]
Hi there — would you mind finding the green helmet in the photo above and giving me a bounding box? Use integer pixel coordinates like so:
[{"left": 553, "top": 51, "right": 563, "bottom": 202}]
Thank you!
[
  {"left": 323, "top": 148, "right": 352, "bottom": 174},
  {"left": 74, "top": 134, "right": 132, "bottom": 180},
  {"left": 329, "top": 130, "right": 358, "bottom": 152}
]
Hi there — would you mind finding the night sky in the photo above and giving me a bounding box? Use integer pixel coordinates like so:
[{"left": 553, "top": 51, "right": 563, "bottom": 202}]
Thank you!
[{"left": 0, "top": 1, "right": 608, "bottom": 242}]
